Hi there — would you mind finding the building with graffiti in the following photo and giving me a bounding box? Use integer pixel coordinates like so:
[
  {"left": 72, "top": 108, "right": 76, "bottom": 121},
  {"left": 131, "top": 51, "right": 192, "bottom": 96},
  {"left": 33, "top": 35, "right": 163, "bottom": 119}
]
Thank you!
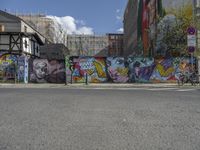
[
  {"left": 123, "top": 0, "right": 193, "bottom": 57},
  {"left": 0, "top": 10, "right": 47, "bottom": 83},
  {"left": 65, "top": 56, "right": 197, "bottom": 83}
]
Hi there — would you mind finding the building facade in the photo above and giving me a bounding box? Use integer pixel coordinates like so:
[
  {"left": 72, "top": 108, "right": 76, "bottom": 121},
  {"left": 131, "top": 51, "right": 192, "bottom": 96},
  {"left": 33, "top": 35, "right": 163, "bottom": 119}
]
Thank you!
[
  {"left": 40, "top": 43, "right": 69, "bottom": 60},
  {"left": 0, "top": 10, "right": 46, "bottom": 58},
  {"left": 123, "top": 0, "right": 159, "bottom": 57},
  {"left": 18, "top": 14, "right": 69, "bottom": 46},
  {"left": 123, "top": 0, "right": 139, "bottom": 57},
  {"left": 123, "top": 0, "right": 194, "bottom": 57},
  {"left": 107, "top": 33, "right": 124, "bottom": 57},
  {"left": 66, "top": 34, "right": 108, "bottom": 57}
]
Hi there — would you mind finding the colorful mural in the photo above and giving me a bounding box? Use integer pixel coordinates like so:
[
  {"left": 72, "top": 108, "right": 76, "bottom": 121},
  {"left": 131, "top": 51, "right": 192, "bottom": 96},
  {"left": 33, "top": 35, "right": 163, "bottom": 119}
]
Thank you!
[
  {"left": 29, "top": 59, "right": 65, "bottom": 83},
  {"left": 132, "top": 0, "right": 193, "bottom": 57},
  {"left": 65, "top": 55, "right": 72, "bottom": 83},
  {"left": 0, "top": 54, "right": 17, "bottom": 82},
  {"left": 128, "top": 57, "right": 194, "bottom": 83},
  {"left": 128, "top": 57, "right": 155, "bottom": 82},
  {"left": 72, "top": 57, "right": 107, "bottom": 83},
  {"left": 136, "top": 0, "right": 163, "bottom": 56},
  {"left": 150, "top": 58, "right": 176, "bottom": 82},
  {"left": 0, "top": 55, "right": 196, "bottom": 84},
  {"left": 18, "top": 56, "right": 29, "bottom": 83},
  {"left": 106, "top": 57, "right": 129, "bottom": 83}
]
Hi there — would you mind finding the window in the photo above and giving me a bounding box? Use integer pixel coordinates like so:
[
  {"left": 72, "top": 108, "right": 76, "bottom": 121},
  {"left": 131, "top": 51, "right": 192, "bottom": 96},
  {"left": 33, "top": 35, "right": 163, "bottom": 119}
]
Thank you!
[
  {"left": 0, "top": 24, "right": 5, "bottom": 32},
  {"left": 36, "top": 46, "right": 39, "bottom": 53},
  {"left": 24, "top": 40, "right": 28, "bottom": 48},
  {"left": 24, "top": 26, "right": 27, "bottom": 33}
]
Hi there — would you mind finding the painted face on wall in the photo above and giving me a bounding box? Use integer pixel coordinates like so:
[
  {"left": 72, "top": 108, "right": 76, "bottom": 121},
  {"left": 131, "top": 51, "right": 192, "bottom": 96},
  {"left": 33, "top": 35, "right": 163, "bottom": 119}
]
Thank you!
[
  {"left": 34, "top": 61, "right": 49, "bottom": 79},
  {"left": 106, "top": 57, "right": 129, "bottom": 83}
]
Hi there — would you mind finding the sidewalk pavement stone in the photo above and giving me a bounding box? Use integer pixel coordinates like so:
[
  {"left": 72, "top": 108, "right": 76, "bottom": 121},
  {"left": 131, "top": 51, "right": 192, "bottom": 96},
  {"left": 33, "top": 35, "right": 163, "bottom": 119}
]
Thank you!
[{"left": 0, "top": 83, "right": 199, "bottom": 89}]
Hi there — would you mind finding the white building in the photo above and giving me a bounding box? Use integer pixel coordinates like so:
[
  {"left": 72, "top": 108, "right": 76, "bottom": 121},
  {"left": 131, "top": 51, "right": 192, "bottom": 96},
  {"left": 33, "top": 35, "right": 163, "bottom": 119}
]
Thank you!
[
  {"left": 66, "top": 34, "right": 108, "bottom": 56},
  {"left": 0, "top": 10, "right": 46, "bottom": 58}
]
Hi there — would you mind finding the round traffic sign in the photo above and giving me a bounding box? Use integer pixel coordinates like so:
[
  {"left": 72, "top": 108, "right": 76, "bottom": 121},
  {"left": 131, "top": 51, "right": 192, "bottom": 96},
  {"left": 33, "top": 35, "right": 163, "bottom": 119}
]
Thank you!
[
  {"left": 188, "top": 46, "right": 195, "bottom": 53},
  {"left": 187, "top": 27, "right": 196, "bottom": 35}
]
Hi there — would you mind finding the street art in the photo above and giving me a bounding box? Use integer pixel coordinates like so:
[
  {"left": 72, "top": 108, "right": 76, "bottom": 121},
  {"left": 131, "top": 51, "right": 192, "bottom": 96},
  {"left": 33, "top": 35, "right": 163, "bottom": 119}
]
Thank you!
[
  {"left": 65, "top": 56, "right": 72, "bottom": 83},
  {"left": 173, "top": 57, "right": 195, "bottom": 81},
  {"left": 128, "top": 57, "right": 155, "bottom": 82},
  {"left": 137, "top": 0, "right": 163, "bottom": 56},
  {"left": 134, "top": 0, "right": 193, "bottom": 57},
  {"left": 0, "top": 54, "right": 17, "bottom": 82},
  {"left": 72, "top": 57, "right": 107, "bottom": 83},
  {"left": 150, "top": 58, "right": 176, "bottom": 82},
  {"left": 18, "top": 56, "right": 29, "bottom": 83},
  {"left": 106, "top": 57, "right": 129, "bottom": 83},
  {"left": 30, "top": 59, "right": 65, "bottom": 83},
  {"left": 128, "top": 57, "right": 194, "bottom": 83}
]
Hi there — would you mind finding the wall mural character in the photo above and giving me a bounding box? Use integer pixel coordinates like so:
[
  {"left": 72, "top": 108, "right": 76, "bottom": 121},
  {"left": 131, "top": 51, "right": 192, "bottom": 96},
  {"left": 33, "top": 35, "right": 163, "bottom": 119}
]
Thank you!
[
  {"left": 30, "top": 59, "right": 65, "bottom": 83},
  {"left": 128, "top": 57, "right": 155, "bottom": 82},
  {"left": 17, "top": 56, "right": 25, "bottom": 82},
  {"left": 106, "top": 57, "right": 129, "bottom": 83},
  {"left": 0, "top": 54, "right": 18, "bottom": 82},
  {"left": 72, "top": 57, "right": 107, "bottom": 83},
  {"left": 150, "top": 58, "right": 176, "bottom": 82}
]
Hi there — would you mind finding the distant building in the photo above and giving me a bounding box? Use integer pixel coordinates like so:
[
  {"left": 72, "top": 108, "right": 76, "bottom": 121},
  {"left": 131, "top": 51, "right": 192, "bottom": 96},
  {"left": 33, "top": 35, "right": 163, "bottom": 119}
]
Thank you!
[
  {"left": 17, "top": 14, "right": 55, "bottom": 43},
  {"left": 40, "top": 43, "right": 69, "bottom": 60},
  {"left": 107, "top": 33, "right": 124, "bottom": 56},
  {"left": 66, "top": 34, "right": 108, "bottom": 57},
  {"left": 0, "top": 10, "right": 46, "bottom": 58}
]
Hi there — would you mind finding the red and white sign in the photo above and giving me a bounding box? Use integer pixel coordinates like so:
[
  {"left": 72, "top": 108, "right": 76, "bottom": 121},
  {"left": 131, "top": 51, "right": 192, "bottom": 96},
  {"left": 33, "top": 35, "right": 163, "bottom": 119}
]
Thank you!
[{"left": 187, "top": 27, "right": 196, "bottom": 53}]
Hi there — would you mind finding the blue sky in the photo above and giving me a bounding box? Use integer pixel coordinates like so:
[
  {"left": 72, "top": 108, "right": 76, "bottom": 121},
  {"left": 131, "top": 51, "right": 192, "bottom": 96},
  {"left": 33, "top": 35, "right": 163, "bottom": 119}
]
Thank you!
[{"left": 0, "top": 0, "right": 127, "bottom": 34}]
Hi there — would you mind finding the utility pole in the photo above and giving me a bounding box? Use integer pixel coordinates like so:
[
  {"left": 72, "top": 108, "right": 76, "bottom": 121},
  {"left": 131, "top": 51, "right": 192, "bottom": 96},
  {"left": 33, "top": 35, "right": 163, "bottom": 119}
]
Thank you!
[{"left": 192, "top": 0, "right": 196, "bottom": 73}]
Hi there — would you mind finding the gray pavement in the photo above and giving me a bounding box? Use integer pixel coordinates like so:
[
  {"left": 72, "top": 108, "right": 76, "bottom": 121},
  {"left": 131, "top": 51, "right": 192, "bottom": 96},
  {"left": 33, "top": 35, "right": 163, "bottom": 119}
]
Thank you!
[
  {"left": 0, "top": 82, "right": 200, "bottom": 89},
  {"left": 0, "top": 87, "right": 200, "bottom": 150}
]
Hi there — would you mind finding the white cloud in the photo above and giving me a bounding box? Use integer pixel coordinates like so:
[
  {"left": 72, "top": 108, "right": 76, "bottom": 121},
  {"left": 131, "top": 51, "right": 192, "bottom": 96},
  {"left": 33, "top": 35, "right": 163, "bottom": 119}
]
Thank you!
[
  {"left": 117, "top": 28, "right": 124, "bottom": 33},
  {"left": 116, "top": 15, "right": 122, "bottom": 20},
  {"left": 76, "top": 26, "right": 94, "bottom": 35},
  {"left": 75, "top": 20, "right": 86, "bottom": 26},
  {"left": 47, "top": 15, "right": 94, "bottom": 35},
  {"left": 116, "top": 9, "right": 120, "bottom": 13},
  {"left": 116, "top": 8, "right": 123, "bottom": 21}
]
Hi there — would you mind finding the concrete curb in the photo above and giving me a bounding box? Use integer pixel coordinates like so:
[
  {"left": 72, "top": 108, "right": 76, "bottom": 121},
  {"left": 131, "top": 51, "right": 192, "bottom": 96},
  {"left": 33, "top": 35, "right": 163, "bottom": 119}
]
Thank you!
[{"left": 0, "top": 83, "right": 199, "bottom": 89}]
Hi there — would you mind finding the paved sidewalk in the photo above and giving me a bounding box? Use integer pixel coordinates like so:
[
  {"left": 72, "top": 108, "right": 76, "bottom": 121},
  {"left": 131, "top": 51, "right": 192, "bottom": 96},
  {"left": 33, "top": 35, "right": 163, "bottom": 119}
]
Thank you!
[{"left": 0, "top": 83, "right": 199, "bottom": 89}]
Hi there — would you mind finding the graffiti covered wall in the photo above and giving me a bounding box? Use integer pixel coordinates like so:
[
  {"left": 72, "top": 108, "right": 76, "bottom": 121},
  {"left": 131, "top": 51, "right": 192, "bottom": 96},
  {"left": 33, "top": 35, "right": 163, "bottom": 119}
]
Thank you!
[
  {"left": 18, "top": 56, "right": 29, "bottom": 83},
  {"left": 128, "top": 57, "right": 155, "bottom": 82},
  {"left": 72, "top": 57, "right": 107, "bottom": 83},
  {"left": 65, "top": 56, "right": 72, "bottom": 83},
  {"left": 29, "top": 59, "right": 65, "bottom": 83},
  {"left": 106, "top": 57, "right": 129, "bottom": 83},
  {"left": 128, "top": 57, "right": 194, "bottom": 83},
  {"left": 0, "top": 53, "right": 17, "bottom": 82}
]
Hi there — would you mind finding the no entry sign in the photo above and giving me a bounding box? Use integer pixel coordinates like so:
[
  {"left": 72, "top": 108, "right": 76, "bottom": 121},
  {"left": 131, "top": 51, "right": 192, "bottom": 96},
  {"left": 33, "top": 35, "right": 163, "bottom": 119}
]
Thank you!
[{"left": 187, "top": 27, "right": 196, "bottom": 53}]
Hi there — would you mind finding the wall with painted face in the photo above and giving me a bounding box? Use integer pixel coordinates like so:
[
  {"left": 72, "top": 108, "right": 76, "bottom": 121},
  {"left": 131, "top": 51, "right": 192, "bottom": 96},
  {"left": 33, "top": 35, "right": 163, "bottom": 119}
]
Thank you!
[
  {"left": 106, "top": 57, "right": 129, "bottom": 83},
  {"left": 72, "top": 57, "right": 107, "bottom": 83},
  {"left": 29, "top": 59, "right": 65, "bottom": 83}
]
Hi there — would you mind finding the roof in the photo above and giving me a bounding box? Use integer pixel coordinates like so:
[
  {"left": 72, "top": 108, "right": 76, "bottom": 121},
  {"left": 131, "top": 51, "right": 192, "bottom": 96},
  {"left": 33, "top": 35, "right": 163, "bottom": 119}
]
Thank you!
[
  {"left": 0, "top": 10, "right": 48, "bottom": 44},
  {"left": 40, "top": 44, "right": 70, "bottom": 60}
]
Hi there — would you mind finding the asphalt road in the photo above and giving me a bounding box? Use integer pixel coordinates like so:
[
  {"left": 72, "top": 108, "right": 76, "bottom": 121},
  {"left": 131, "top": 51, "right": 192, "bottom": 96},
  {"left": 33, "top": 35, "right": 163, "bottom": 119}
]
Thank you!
[{"left": 0, "top": 87, "right": 200, "bottom": 150}]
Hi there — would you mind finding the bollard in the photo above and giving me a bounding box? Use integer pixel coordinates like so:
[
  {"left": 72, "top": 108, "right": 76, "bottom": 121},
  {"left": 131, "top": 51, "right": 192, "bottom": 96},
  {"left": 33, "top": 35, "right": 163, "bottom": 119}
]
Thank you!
[
  {"left": 71, "top": 73, "right": 73, "bottom": 84},
  {"left": 65, "top": 73, "right": 68, "bottom": 85},
  {"left": 85, "top": 72, "right": 88, "bottom": 85}
]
